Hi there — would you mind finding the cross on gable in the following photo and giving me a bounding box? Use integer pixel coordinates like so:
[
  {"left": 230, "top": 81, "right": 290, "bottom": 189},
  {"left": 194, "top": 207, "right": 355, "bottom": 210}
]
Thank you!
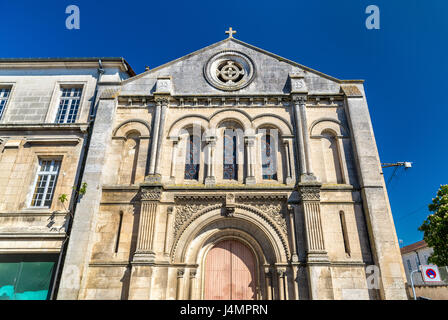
[{"left": 225, "top": 27, "right": 236, "bottom": 38}]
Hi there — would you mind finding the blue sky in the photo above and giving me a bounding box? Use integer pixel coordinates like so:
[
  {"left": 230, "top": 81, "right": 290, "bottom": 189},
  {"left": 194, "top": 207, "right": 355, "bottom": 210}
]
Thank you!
[{"left": 2, "top": 0, "right": 447, "bottom": 246}]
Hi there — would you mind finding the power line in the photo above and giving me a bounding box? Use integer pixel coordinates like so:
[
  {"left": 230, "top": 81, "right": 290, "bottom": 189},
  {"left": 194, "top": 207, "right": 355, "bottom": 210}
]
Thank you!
[{"left": 395, "top": 204, "right": 429, "bottom": 222}]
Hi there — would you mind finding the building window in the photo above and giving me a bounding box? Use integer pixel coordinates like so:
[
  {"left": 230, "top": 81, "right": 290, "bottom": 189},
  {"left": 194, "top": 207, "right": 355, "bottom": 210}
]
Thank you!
[
  {"left": 30, "top": 159, "right": 61, "bottom": 208},
  {"left": 184, "top": 134, "right": 200, "bottom": 180},
  {"left": 0, "top": 254, "right": 58, "bottom": 300},
  {"left": 223, "top": 130, "right": 238, "bottom": 180},
  {"left": 0, "top": 87, "right": 11, "bottom": 120},
  {"left": 55, "top": 87, "right": 82, "bottom": 124},
  {"left": 407, "top": 260, "right": 412, "bottom": 273},
  {"left": 261, "top": 133, "right": 277, "bottom": 180}
]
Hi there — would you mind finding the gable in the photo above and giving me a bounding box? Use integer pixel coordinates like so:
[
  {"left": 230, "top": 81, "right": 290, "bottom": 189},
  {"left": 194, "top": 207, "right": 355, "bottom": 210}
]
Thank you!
[{"left": 121, "top": 38, "right": 345, "bottom": 96}]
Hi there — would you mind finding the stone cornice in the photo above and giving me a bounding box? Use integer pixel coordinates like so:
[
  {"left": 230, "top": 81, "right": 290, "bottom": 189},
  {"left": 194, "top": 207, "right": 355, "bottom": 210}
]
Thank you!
[{"left": 0, "top": 123, "right": 89, "bottom": 133}]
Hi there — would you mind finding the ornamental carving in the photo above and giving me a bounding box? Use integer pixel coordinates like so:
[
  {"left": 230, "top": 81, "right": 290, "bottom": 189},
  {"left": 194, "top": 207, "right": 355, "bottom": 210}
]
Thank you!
[
  {"left": 299, "top": 186, "right": 321, "bottom": 201},
  {"left": 154, "top": 96, "right": 170, "bottom": 106},
  {"left": 204, "top": 50, "right": 255, "bottom": 91},
  {"left": 242, "top": 202, "right": 286, "bottom": 234},
  {"left": 173, "top": 203, "right": 209, "bottom": 238},
  {"left": 141, "top": 188, "right": 162, "bottom": 201},
  {"left": 292, "top": 95, "right": 307, "bottom": 105}
]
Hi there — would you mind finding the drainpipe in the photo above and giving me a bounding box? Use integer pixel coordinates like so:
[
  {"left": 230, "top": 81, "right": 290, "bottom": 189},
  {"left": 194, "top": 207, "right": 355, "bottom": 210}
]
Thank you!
[{"left": 49, "top": 60, "right": 105, "bottom": 299}]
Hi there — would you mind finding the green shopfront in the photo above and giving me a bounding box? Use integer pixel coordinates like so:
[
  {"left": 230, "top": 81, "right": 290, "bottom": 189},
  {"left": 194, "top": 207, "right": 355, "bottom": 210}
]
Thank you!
[{"left": 0, "top": 254, "right": 58, "bottom": 300}]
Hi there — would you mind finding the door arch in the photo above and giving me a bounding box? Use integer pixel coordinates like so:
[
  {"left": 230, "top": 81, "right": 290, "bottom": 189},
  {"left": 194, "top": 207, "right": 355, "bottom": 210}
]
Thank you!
[{"left": 204, "top": 239, "right": 256, "bottom": 300}]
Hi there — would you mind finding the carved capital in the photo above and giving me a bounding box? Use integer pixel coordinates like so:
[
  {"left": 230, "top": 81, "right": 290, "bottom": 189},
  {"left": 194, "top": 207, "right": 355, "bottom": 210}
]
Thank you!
[
  {"left": 299, "top": 186, "right": 321, "bottom": 201},
  {"left": 244, "top": 135, "right": 256, "bottom": 146},
  {"left": 167, "top": 206, "right": 174, "bottom": 215},
  {"left": 190, "top": 269, "right": 197, "bottom": 278},
  {"left": 291, "top": 95, "right": 307, "bottom": 105},
  {"left": 154, "top": 96, "right": 170, "bottom": 106},
  {"left": 205, "top": 135, "right": 217, "bottom": 145},
  {"left": 141, "top": 188, "right": 162, "bottom": 201},
  {"left": 264, "top": 267, "right": 272, "bottom": 276},
  {"left": 277, "top": 268, "right": 287, "bottom": 278},
  {"left": 177, "top": 268, "right": 185, "bottom": 278}
]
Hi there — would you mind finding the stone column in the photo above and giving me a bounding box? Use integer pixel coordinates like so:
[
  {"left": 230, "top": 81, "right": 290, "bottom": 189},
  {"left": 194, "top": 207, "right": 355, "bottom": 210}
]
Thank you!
[
  {"left": 169, "top": 137, "right": 179, "bottom": 183},
  {"left": 148, "top": 100, "right": 161, "bottom": 175},
  {"left": 204, "top": 136, "right": 216, "bottom": 186},
  {"left": 176, "top": 268, "right": 185, "bottom": 300},
  {"left": 264, "top": 267, "right": 272, "bottom": 300},
  {"left": 245, "top": 135, "right": 256, "bottom": 184},
  {"left": 292, "top": 95, "right": 306, "bottom": 177},
  {"left": 292, "top": 95, "right": 316, "bottom": 183},
  {"left": 147, "top": 96, "right": 169, "bottom": 183},
  {"left": 283, "top": 137, "right": 294, "bottom": 185},
  {"left": 287, "top": 204, "right": 300, "bottom": 299},
  {"left": 291, "top": 265, "right": 299, "bottom": 300},
  {"left": 155, "top": 98, "right": 168, "bottom": 175},
  {"left": 133, "top": 188, "right": 162, "bottom": 262},
  {"left": 288, "top": 205, "right": 299, "bottom": 263},
  {"left": 299, "top": 98, "right": 313, "bottom": 175},
  {"left": 163, "top": 206, "right": 174, "bottom": 256},
  {"left": 277, "top": 268, "right": 286, "bottom": 300},
  {"left": 188, "top": 269, "right": 197, "bottom": 300},
  {"left": 299, "top": 183, "right": 334, "bottom": 300}
]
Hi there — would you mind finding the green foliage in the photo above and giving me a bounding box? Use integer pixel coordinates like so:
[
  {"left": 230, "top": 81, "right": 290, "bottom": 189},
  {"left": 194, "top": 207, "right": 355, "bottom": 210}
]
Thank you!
[
  {"left": 78, "top": 182, "right": 87, "bottom": 196},
  {"left": 59, "top": 182, "right": 88, "bottom": 206},
  {"left": 58, "top": 194, "right": 68, "bottom": 204},
  {"left": 419, "top": 185, "right": 448, "bottom": 266}
]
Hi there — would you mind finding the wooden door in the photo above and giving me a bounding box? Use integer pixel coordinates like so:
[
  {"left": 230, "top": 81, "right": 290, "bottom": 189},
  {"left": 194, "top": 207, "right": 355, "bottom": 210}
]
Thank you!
[{"left": 204, "top": 240, "right": 256, "bottom": 300}]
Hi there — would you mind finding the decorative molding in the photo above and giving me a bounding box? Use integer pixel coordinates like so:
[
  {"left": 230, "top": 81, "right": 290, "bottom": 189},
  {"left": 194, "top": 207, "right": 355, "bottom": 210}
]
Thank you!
[
  {"left": 141, "top": 188, "right": 162, "bottom": 201},
  {"left": 299, "top": 186, "right": 321, "bottom": 201},
  {"left": 291, "top": 95, "right": 307, "bottom": 104},
  {"left": 171, "top": 197, "right": 291, "bottom": 261},
  {"left": 154, "top": 96, "right": 170, "bottom": 105}
]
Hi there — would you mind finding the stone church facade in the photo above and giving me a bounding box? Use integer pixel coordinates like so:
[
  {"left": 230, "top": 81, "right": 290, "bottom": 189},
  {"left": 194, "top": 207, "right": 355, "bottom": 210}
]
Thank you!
[{"left": 0, "top": 34, "right": 408, "bottom": 300}]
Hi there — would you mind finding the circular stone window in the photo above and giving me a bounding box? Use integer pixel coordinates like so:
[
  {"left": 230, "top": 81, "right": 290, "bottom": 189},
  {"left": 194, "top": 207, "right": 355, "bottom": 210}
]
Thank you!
[{"left": 204, "top": 51, "right": 255, "bottom": 91}]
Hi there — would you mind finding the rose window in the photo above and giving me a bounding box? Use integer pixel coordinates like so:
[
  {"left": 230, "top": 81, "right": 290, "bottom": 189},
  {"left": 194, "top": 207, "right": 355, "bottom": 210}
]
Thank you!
[
  {"left": 216, "top": 60, "right": 245, "bottom": 84},
  {"left": 204, "top": 51, "right": 255, "bottom": 91}
]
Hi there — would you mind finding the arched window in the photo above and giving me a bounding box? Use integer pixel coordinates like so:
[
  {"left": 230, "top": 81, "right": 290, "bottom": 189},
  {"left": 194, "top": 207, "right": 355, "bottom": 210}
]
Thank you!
[
  {"left": 321, "top": 130, "right": 343, "bottom": 184},
  {"left": 184, "top": 134, "right": 200, "bottom": 180},
  {"left": 261, "top": 133, "right": 277, "bottom": 180},
  {"left": 118, "top": 133, "right": 140, "bottom": 185},
  {"left": 223, "top": 129, "right": 238, "bottom": 180}
]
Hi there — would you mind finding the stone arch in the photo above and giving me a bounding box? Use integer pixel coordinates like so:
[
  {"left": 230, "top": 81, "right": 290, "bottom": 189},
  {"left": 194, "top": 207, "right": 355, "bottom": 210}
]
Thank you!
[
  {"left": 171, "top": 205, "right": 289, "bottom": 265},
  {"left": 309, "top": 118, "right": 349, "bottom": 137},
  {"left": 253, "top": 114, "right": 293, "bottom": 136},
  {"left": 168, "top": 115, "right": 209, "bottom": 138},
  {"left": 113, "top": 119, "right": 151, "bottom": 137},
  {"left": 209, "top": 109, "right": 252, "bottom": 131}
]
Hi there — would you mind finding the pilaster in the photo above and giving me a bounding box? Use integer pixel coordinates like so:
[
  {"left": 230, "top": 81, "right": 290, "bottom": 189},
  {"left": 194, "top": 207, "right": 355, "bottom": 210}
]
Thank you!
[
  {"left": 299, "top": 182, "right": 334, "bottom": 299},
  {"left": 133, "top": 187, "right": 162, "bottom": 263}
]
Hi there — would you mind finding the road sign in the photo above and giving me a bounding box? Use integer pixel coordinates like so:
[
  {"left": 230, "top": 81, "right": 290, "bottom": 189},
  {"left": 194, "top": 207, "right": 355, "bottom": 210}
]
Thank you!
[{"left": 421, "top": 265, "right": 442, "bottom": 282}]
